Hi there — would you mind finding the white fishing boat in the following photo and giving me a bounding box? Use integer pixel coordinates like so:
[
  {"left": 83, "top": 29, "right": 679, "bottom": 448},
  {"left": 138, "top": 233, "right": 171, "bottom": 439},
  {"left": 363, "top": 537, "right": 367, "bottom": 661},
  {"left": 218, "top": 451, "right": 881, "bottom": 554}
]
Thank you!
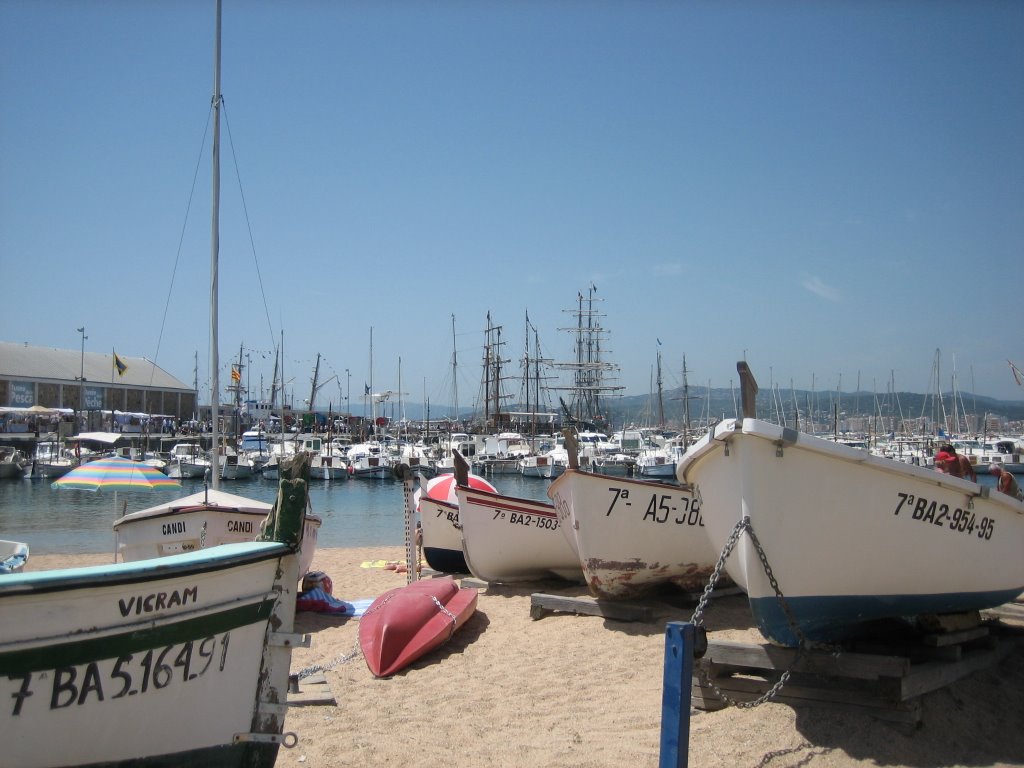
[
  {"left": 676, "top": 363, "right": 1024, "bottom": 647},
  {"left": 113, "top": 485, "right": 321, "bottom": 578},
  {"left": 518, "top": 449, "right": 567, "bottom": 479},
  {"left": 590, "top": 452, "right": 634, "bottom": 477},
  {"left": 547, "top": 437, "right": 717, "bottom": 599},
  {"left": 218, "top": 450, "right": 254, "bottom": 480},
  {"left": 397, "top": 441, "right": 435, "bottom": 479},
  {"left": 300, "top": 436, "right": 349, "bottom": 481},
  {"left": 0, "top": 539, "right": 29, "bottom": 573},
  {"left": 346, "top": 440, "right": 395, "bottom": 480},
  {"left": 238, "top": 428, "right": 271, "bottom": 473},
  {"left": 0, "top": 452, "right": 310, "bottom": 767},
  {"left": 418, "top": 495, "right": 467, "bottom": 573},
  {"left": 29, "top": 440, "right": 78, "bottom": 479},
  {"left": 456, "top": 483, "right": 583, "bottom": 584},
  {"left": 633, "top": 446, "right": 678, "bottom": 479},
  {"left": 0, "top": 447, "right": 28, "bottom": 480},
  {"left": 170, "top": 441, "right": 212, "bottom": 479},
  {"left": 955, "top": 437, "right": 1024, "bottom": 475}
]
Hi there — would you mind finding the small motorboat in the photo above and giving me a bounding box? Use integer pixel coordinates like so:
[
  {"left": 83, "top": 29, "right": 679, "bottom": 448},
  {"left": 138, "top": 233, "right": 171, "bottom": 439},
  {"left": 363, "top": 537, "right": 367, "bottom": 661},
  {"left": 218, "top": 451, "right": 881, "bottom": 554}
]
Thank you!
[
  {"left": 359, "top": 577, "right": 478, "bottom": 678},
  {"left": 0, "top": 539, "right": 29, "bottom": 574}
]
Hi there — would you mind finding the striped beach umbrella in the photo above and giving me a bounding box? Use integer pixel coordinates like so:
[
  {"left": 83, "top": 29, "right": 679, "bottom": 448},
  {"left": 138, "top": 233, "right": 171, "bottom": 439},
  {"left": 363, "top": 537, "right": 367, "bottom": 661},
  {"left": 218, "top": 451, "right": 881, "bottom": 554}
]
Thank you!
[
  {"left": 51, "top": 456, "right": 181, "bottom": 491},
  {"left": 414, "top": 472, "right": 496, "bottom": 511}
]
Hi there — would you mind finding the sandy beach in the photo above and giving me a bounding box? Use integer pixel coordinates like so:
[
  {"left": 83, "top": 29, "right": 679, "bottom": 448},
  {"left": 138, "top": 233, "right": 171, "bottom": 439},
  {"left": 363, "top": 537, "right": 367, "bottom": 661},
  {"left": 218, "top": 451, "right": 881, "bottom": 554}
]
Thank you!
[{"left": 29, "top": 547, "right": 1024, "bottom": 768}]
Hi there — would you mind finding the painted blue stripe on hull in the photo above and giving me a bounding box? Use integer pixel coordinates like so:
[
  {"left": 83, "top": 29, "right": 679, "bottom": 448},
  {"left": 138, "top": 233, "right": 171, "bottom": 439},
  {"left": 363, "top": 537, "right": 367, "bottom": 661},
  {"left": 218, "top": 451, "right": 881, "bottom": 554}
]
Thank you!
[{"left": 750, "top": 588, "right": 1024, "bottom": 647}]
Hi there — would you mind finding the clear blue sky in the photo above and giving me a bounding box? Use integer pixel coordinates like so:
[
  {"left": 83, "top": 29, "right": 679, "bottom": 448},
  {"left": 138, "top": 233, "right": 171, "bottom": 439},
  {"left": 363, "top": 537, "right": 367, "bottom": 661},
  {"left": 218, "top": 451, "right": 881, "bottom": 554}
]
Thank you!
[{"left": 2, "top": 1, "right": 1022, "bottom": 410}]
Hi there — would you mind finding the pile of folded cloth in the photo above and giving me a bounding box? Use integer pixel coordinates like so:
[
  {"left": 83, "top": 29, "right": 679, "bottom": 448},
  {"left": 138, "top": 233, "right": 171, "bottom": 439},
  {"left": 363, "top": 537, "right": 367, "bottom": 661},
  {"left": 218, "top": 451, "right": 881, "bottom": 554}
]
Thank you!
[{"left": 296, "top": 570, "right": 374, "bottom": 616}]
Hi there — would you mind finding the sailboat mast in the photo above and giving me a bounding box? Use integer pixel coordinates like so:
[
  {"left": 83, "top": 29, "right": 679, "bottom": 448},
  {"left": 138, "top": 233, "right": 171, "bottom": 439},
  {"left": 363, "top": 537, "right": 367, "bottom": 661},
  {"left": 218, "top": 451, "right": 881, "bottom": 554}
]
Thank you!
[
  {"left": 451, "top": 315, "right": 458, "bottom": 423},
  {"left": 209, "top": 0, "right": 222, "bottom": 490},
  {"left": 656, "top": 348, "right": 664, "bottom": 429}
]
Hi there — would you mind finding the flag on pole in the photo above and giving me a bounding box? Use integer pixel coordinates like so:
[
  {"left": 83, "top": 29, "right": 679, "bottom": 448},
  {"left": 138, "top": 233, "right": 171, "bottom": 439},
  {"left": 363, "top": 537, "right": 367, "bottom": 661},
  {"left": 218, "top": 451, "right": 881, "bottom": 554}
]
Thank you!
[
  {"left": 113, "top": 352, "right": 128, "bottom": 377},
  {"left": 231, "top": 366, "right": 241, "bottom": 383}
]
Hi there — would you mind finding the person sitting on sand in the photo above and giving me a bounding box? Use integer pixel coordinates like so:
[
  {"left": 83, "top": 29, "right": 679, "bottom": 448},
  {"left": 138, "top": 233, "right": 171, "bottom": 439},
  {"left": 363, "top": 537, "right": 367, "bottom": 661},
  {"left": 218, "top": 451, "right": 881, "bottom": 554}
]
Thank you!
[
  {"left": 989, "top": 463, "right": 1022, "bottom": 500},
  {"left": 934, "top": 444, "right": 977, "bottom": 482}
]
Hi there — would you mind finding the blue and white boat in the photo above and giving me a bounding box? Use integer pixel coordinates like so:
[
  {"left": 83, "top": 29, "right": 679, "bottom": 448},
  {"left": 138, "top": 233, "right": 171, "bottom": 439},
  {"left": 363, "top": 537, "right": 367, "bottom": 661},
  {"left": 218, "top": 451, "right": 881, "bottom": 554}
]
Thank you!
[
  {"left": 0, "top": 540, "right": 29, "bottom": 574},
  {"left": 676, "top": 364, "right": 1024, "bottom": 647}
]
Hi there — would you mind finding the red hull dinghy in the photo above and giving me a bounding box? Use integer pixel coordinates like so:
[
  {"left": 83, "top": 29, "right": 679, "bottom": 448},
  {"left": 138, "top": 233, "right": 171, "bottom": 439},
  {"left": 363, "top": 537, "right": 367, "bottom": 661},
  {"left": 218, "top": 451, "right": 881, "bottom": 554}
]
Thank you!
[{"left": 359, "top": 576, "right": 479, "bottom": 677}]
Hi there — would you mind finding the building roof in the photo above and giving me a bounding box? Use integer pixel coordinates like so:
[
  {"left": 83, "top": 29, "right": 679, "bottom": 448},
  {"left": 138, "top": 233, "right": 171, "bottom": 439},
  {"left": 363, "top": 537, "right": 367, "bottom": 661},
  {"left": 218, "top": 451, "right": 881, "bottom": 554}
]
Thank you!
[{"left": 0, "top": 341, "right": 192, "bottom": 391}]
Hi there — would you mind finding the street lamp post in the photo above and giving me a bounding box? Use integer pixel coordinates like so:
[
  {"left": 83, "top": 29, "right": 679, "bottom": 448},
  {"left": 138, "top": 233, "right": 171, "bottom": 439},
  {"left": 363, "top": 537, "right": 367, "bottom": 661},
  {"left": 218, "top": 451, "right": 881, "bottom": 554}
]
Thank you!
[{"left": 77, "top": 326, "right": 87, "bottom": 431}]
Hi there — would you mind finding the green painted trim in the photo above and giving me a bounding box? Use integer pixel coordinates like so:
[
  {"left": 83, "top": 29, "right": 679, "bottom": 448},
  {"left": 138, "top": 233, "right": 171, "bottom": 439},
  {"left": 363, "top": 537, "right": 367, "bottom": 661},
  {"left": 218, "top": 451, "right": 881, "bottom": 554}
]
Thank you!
[{"left": 0, "top": 597, "right": 277, "bottom": 676}]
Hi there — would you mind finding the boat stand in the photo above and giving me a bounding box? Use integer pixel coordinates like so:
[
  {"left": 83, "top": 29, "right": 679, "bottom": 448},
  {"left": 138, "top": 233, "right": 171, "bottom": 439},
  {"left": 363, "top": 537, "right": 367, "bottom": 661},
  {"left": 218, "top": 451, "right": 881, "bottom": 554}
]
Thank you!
[{"left": 690, "top": 617, "right": 1024, "bottom": 726}]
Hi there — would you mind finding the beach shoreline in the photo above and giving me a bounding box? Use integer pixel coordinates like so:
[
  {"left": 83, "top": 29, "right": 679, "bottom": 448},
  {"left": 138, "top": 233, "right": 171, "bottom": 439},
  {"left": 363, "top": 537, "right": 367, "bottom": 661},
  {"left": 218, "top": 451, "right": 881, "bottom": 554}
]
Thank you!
[{"left": 27, "top": 546, "right": 1024, "bottom": 768}]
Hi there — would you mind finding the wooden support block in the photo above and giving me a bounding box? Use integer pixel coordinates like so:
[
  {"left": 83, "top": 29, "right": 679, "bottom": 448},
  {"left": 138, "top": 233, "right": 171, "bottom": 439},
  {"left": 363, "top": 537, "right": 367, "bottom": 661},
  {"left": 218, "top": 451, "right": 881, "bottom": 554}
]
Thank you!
[
  {"left": 691, "top": 670, "right": 921, "bottom": 723},
  {"left": 287, "top": 672, "right": 337, "bottom": 707},
  {"left": 702, "top": 639, "right": 910, "bottom": 680},
  {"left": 691, "top": 631, "right": 1023, "bottom": 725},
  {"left": 921, "top": 626, "right": 989, "bottom": 647},
  {"left": 529, "top": 593, "right": 654, "bottom": 622},
  {"left": 897, "top": 637, "right": 1022, "bottom": 700}
]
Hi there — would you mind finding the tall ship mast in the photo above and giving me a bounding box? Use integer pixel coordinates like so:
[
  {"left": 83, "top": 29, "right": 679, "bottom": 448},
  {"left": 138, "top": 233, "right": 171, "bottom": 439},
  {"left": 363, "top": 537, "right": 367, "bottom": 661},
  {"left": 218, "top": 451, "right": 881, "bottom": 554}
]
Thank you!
[
  {"left": 551, "top": 285, "right": 623, "bottom": 429},
  {"left": 477, "top": 311, "right": 514, "bottom": 430}
]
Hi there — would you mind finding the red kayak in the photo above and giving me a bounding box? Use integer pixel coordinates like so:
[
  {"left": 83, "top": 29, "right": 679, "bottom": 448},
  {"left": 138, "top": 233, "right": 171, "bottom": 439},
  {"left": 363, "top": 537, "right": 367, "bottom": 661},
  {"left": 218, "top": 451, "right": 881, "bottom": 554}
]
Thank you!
[{"left": 359, "top": 577, "right": 479, "bottom": 678}]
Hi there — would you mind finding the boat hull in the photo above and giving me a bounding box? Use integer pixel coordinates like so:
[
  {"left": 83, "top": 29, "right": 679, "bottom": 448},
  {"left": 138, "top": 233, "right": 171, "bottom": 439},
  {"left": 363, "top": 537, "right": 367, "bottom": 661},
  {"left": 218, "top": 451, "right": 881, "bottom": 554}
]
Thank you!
[
  {"left": 113, "top": 488, "right": 320, "bottom": 578},
  {"left": 547, "top": 469, "right": 717, "bottom": 599},
  {"left": 456, "top": 487, "right": 583, "bottom": 584},
  {"left": 0, "top": 540, "right": 29, "bottom": 573},
  {"left": 359, "top": 576, "right": 477, "bottom": 677},
  {"left": 0, "top": 541, "right": 299, "bottom": 768},
  {"left": 519, "top": 455, "right": 565, "bottom": 479},
  {"left": 678, "top": 418, "right": 1024, "bottom": 646},
  {"left": 418, "top": 496, "right": 468, "bottom": 573}
]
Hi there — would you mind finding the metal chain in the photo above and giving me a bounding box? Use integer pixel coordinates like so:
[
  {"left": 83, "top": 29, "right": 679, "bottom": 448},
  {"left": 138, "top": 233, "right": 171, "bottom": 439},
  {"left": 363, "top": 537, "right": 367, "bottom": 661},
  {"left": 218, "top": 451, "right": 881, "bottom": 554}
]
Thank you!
[
  {"left": 292, "top": 591, "right": 398, "bottom": 681},
  {"left": 293, "top": 640, "right": 362, "bottom": 680},
  {"left": 294, "top": 590, "right": 459, "bottom": 680},
  {"left": 430, "top": 594, "right": 459, "bottom": 642},
  {"left": 690, "top": 515, "right": 807, "bottom": 709}
]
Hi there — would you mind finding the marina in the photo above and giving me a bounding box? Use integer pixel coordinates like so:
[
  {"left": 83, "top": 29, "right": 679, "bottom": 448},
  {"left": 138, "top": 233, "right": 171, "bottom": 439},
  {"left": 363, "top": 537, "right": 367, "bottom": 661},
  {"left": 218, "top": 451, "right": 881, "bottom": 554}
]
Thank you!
[{"left": 2, "top": 1, "right": 1023, "bottom": 764}]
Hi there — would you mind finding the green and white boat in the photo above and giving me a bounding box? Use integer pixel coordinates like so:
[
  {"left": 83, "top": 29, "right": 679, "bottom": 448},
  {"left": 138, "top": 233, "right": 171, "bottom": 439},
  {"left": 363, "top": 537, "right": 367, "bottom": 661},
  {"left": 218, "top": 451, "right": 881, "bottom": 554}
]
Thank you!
[{"left": 0, "top": 453, "right": 311, "bottom": 767}]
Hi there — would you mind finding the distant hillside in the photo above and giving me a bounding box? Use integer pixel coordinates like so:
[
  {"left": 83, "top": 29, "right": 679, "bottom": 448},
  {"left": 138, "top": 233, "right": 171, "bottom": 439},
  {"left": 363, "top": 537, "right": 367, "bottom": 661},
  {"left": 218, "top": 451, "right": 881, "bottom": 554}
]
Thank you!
[
  {"left": 605, "top": 387, "right": 1024, "bottom": 428},
  {"left": 355, "top": 386, "right": 1024, "bottom": 427}
]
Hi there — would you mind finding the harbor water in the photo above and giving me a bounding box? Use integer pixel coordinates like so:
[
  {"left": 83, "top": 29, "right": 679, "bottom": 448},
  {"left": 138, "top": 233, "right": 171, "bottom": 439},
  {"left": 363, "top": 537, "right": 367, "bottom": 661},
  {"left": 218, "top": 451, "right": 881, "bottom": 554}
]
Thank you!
[{"left": 0, "top": 471, "right": 558, "bottom": 556}]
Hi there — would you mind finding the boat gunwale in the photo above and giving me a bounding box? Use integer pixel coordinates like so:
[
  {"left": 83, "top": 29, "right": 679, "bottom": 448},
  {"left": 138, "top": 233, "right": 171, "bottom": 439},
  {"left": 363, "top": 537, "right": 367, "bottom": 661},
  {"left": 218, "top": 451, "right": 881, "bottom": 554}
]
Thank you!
[{"left": 0, "top": 540, "right": 292, "bottom": 597}]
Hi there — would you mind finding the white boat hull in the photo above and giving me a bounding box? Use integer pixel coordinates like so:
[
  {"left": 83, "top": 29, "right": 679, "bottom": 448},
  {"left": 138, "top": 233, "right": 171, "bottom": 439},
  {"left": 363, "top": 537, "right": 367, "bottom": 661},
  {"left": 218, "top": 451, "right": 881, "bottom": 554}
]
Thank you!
[
  {"left": 113, "top": 488, "right": 320, "bottom": 578},
  {"left": 456, "top": 487, "right": 583, "bottom": 584},
  {"left": 309, "top": 455, "right": 349, "bottom": 481},
  {"left": 678, "top": 418, "right": 1024, "bottom": 646},
  {"left": 0, "top": 540, "right": 302, "bottom": 767},
  {"left": 418, "top": 496, "right": 467, "bottom": 573},
  {"left": 518, "top": 455, "right": 565, "bottom": 479},
  {"left": 547, "top": 469, "right": 716, "bottom": 599}
]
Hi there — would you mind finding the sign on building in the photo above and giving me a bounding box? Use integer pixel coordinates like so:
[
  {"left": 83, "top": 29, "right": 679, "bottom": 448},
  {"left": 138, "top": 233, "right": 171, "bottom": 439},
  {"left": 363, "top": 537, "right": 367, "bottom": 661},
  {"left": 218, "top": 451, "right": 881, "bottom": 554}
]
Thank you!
[{"left": 9, "top": 381, "right": 34, "bottom": 407}]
